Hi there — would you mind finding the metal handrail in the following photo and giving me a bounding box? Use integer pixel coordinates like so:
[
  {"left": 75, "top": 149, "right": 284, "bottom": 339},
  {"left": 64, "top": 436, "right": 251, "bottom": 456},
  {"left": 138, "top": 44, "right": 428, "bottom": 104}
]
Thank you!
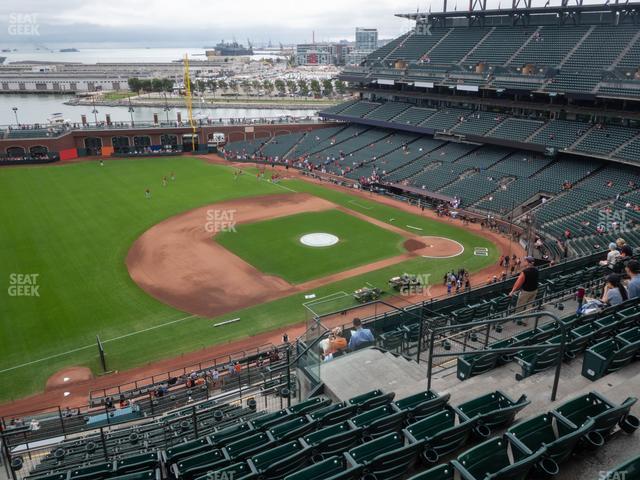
[{"left": 426, "top": 311, "right": 565, "bottom": 401}]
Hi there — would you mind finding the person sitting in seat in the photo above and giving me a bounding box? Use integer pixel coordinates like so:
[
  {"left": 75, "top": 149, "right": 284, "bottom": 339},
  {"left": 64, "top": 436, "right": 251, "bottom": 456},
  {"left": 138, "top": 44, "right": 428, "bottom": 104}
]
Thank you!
[
  {"left": 625, "top": 260, "right": 640, "bottom": 300},
  {"left": 320, "top": 327, "right": 348, "bottom": 360},
  {"left": 602, "top": 273, "right": 628, "bottom": 307},
  {"left": 600, "top": 243, "right": 621, "bottom": 269},
  {"left": 348, "top": 318, "right": 375, "bottom": 351}
]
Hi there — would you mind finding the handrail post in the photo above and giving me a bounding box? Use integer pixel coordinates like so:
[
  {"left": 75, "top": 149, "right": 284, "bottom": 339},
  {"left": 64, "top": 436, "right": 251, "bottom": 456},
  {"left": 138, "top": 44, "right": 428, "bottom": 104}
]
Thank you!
[
  {"left": 286, "top": 344, "right": 292, "bottom": 408},
  {"left": 426, "top": 331, "right": 435, "bottom": 391},
  {"left": 551, "top": 322, "right": 566, "bottom": 402}
]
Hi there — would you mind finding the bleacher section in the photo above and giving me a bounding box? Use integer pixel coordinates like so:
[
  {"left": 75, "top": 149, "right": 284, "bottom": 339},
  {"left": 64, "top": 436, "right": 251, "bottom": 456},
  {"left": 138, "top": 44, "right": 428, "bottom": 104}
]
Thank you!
[
  {"left": 321, "top": 100, "right": 640, "bottom": 164},
  {"left": 10, "top": 253, "right": 640, "bottom": 480}
]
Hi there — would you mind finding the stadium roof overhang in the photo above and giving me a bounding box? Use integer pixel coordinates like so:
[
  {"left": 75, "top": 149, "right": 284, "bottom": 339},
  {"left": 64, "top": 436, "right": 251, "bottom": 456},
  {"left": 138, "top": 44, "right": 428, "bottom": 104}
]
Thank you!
[{"left": 396, "top": 2, "right": 640, "bottom": 22}]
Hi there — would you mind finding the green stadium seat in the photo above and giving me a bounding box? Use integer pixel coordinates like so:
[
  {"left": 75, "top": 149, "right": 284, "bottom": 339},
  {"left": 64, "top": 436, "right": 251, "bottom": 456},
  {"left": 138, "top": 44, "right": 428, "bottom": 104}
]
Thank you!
[
  {"left": 69, "top": 462, "right": 113, "bottom": 479},
  {"left": 345, "top": 432, "right": 420, "bottom": 480},
  {"left": 404, "top": 406, "right": 477, "bottom": 465},
  {"left": 406, "top": 464, "right": 455, "bottom": 480},
  {"left": 582, "top": 327, "right": 640, "bottom": 381},
  {"left": 209, "top": 422, "right": 254, "bottom": 447},
  {"left": 394, "top": 390, "right": 451, "bottom": 421},
  {"left": 456, "top": 391, "right": 530, "bottom": 436},
  {"left": 507, "top": 412, "right": 595, "bottom": 473},
  {"left": 224, "top": 432, "right": 276, "bottom": 461},
  {"left": 164, "top": 438, "right": 211, "bottom": 465},
  {"left": 110, "top": 470, "right": 157, "bottom": 480},
  {"left": 592, "top": 315, "right": 620, "bottom": 344},
  {"left": 268, "top": 416, "right": 318, "bottom": 442},
  {"left": 25, "top": 474, "right": 67, "bottom": 480},
  {"left": 172, "top": 448, "right": 228, "bottom": 480},
  {"left": 347, "top": 390, "right": 396, "bottom": 410},
  {"left": 565, "top": 324, "right": 596, "bottom": 360},
  {"left": 300, "top": 422, "right": 362, "bottom": 459},
  {"left": 287, "top": 397, "right": 331, "bottom": 415},
  {"left": 457, "top": 350, "right": 503, "bottom": 380},
  {"left": 452, "top": 436, "right": 545, "bottom": 480},
  {"left": 309, "top": 403, "right": 358, "bottom": 426},
  {"left": 514, "top": 335, "right": 563, "bottom": 380},
  {"left": 349, "top": 404, "right": 406, "bottom": 438},
  {"left": 554, "top": 391, "right": 639, "bottom": 438},
  {"left": 283, "top": 456, "right": 362, "bottom": 480},
  {"left": 115, "top": 453, "right": 158, "bottom": 475},
  {"left": 250, "top": 409, "right": 292, "bottom": 430},
  {"left": 248, "top": 441, "right": 312, "bottom": 479}
]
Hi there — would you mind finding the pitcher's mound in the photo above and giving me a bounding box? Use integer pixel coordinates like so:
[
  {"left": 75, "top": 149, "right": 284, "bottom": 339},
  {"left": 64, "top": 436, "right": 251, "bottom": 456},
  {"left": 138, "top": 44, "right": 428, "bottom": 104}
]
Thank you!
[
  {"left": 46, "top": 367, "right": 93, "bottom": 391},
  {"left": 403, "top": 236, "right": 464, "bottom": 258}
]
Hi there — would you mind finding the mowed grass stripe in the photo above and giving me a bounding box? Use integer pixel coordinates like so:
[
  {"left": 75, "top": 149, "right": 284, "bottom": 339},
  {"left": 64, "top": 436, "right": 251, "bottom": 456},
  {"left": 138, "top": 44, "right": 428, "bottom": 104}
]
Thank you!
[{"left": 216, "top": 210, "right": 406, "bottom": 283}]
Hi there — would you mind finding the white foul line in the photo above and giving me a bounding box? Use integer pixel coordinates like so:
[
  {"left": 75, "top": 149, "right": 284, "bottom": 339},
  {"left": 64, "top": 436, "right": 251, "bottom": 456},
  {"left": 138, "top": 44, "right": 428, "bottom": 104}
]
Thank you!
[{"left": 0, "top": 314, "right": 198, "bottom": 375}]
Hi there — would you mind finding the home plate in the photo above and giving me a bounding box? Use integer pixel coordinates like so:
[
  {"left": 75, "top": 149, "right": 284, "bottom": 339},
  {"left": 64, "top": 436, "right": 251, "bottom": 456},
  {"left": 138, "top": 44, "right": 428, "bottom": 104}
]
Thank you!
[{"left": 64, "top": 392, "right": 70, "bottom": 397}]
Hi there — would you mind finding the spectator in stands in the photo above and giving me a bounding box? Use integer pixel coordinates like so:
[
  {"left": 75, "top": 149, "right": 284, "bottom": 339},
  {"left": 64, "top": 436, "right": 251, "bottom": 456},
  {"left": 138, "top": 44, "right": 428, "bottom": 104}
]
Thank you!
[
  {"left": 626, "top": 260, "right": 640, "bottom": 300},
  {"left": 617, "top": 238, "right": 633, "bottom": 258},
  {"left": 210, "top": 368, "right": 220, "bottom": 387},
  {"left": 509, "top": 256, "right": 539, "bottom": 315},
  {"left": 600, "top": 243, "right": 621, "bottom": 269},
  {"left": 320, "top": 327, "right": 348, "bottom": 360},
  {"left": 348, "top": 318, "right": 374, "bottom": 350},
  {"left": 602, "top": 273, "right": 628, "bottom": 306}
]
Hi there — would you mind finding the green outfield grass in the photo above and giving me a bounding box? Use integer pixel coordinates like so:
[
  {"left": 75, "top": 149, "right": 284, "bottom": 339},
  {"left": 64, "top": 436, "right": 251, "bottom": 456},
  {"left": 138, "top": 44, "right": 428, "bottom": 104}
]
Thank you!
[
  {"left": 216, "top": 210, "right": 405, "bottom": 283},
  {"left": 0, "top": 157, "right": 499, "bottom": 403}
]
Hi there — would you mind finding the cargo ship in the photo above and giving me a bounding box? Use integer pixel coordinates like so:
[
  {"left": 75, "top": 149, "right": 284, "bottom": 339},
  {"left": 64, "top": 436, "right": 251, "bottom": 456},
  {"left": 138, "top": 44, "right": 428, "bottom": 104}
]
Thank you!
[{"left": 205, "top": 41, "right": 253, "bottom": 56}]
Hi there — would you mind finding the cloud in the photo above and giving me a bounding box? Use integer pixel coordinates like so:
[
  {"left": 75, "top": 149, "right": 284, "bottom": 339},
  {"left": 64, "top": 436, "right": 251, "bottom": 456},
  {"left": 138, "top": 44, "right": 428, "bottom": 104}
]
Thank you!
[{"left": 0, "top": 0, "right": 424, "bottom": 44}]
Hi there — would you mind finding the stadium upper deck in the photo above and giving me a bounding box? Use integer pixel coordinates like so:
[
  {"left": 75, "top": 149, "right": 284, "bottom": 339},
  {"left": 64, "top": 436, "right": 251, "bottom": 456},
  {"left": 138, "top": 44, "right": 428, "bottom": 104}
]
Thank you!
[{"left": 340, "top": 3, "right": 640, "bottom": 103}]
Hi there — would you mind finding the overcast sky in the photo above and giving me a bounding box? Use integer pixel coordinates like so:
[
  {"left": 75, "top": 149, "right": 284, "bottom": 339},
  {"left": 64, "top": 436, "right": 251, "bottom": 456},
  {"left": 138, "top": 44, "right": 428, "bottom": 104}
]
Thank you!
[{"left": 0, "top": 0, "right": 610, "bottom": 46}]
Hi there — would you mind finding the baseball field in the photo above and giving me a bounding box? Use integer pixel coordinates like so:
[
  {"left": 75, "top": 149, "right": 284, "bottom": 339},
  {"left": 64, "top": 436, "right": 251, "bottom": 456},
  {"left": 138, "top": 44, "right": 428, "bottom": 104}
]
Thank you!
[{"left": 0, "top": 156, "right": 500, "bottom": 404}]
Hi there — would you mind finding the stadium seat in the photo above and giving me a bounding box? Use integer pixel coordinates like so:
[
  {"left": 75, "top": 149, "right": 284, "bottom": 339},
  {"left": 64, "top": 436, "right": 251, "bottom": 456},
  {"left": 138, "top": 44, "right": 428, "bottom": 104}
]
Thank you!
[
  {"left": 283, "top": 455, "right": 362, "bottom": 480},
  {"left": 110, "top": 471, "right": 157, "bottom": 480},
  {"left": 345, "top": 432, "right": 420, "bottom": 480},
  {"left": 210, "top": 422, "right": 254, "bottom": 447},
  {"left": 349, "top": 404, "right": 406, "bottom": 438},
  {"left": 250, "top": 409, "right": 292, "bottom": 430},
  {"left": 394, "top": 390, "right": 451, "bottom": 421},
  {"left": 163, "top": 438, "right": 211, "bottom": 466},
  {"left": 406, "top": 464, "right": 455, "bottom": 480},
  {"left": 114, "top": 453, "right": 158, "bottom": 475},
  {"left": 582, "top": 327, "right": 640, "bottom": 381},
  {"left": 514, "top": 335, "right": 563, "bottom": 380},
  {"left": 224, "top": 432, "right": 277, "bottom": 461},
  {"left": 554, "top": 391, "right": 639, "bottom": 438},
  {"left": 309, "top": 402, "right": 358, "bottom": 426},
  {"left": 287, "top": 397, "right": 331, "bottom": 415},
  {"left": 347, "top": 390, "right": 395, "bottom": 411},
  {"left": 452, "top": 436, "right": 545, "bottom": 480},
  {"left": 268, "top": 416, "right": 318, "bottom": 442},
  {"left": 506, "top": 413, "right": 595, "bottom": 474},
  {"left": 301, "top": 422, "right": 363, "bottom": 459},
  {"left": 456, "top": 391, "right": 530, "bottom": 436},
  {"left": 172, "top": 448, "right": 228, "bottom": 480},
  {"left": 404, "top": 406, "right": 477, "bottom": 465},
  {"left": 248, "top": 441, "right": 312, "bottom": 479},
  {"left": 69, "top": 462, "right": 113, "bottom": 479}
]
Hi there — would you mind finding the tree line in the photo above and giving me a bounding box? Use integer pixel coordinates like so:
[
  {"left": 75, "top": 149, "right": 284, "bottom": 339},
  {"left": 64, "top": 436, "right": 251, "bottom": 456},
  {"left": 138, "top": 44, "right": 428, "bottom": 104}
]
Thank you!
[{"left": 127, "top": 76, "right": 347, "bottom": 97}]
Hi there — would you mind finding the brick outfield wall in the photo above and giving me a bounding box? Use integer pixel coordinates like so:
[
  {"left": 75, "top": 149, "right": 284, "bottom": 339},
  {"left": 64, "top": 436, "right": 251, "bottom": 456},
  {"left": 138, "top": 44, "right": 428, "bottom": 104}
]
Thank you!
[{"left": 0, "top": 123, "right": 335, "bottom": 154}]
